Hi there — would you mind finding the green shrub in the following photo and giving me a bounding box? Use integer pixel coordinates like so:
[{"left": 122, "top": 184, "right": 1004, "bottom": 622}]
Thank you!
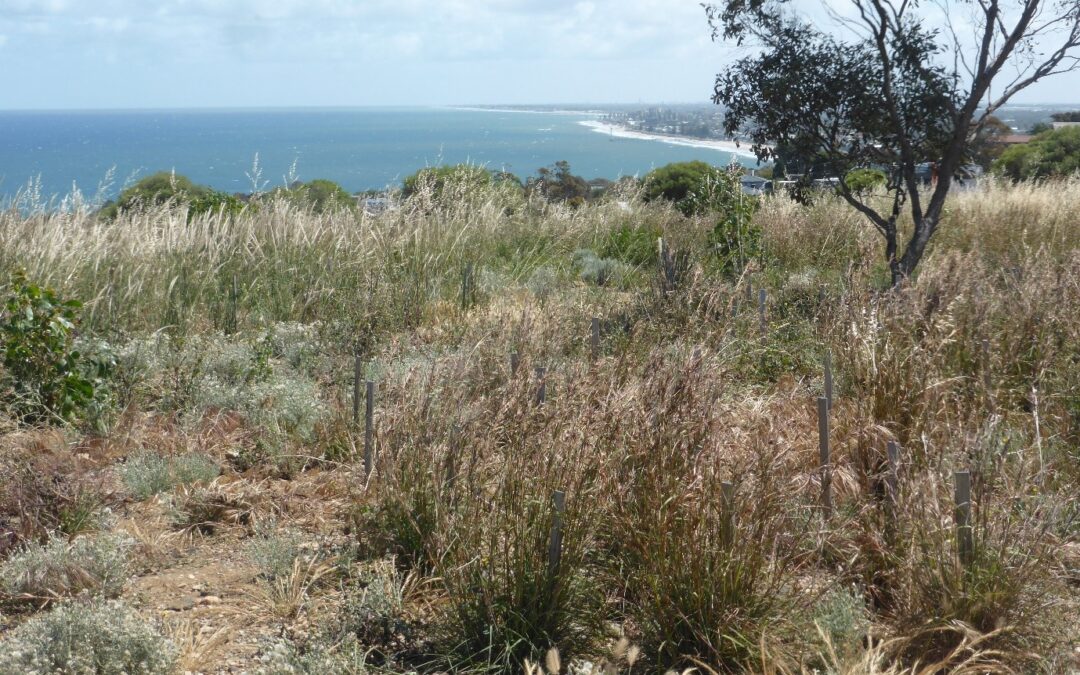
[
  {"left": 697, "top": 171, "right": 761, "bottom": 276},
  {"left": 993, "top": 126, "right": 1080, "bottom": 180},
  {"left": 403, "top": 164, "right": 492, "bottom": 199},
  {"left": 601, "top": 222, "right": 662, "bottom": 266},
  {"left": 642, "top": 161, "right": 724, "bottom": 215},
  {"left": 269, "top": 179, "right": 355, "bottom": 213},
  {"left": 0, "top": 599, "right": 176, "bottom": 674},
  {"left": 99, "top": 171, "right": 244, "bottom": 220},
  {"left": 844, "top": 168, "right": 887, "bottom": 194},
  {"left": 0, "top": 532, "right": 133, "bottom": 601},
  {"left": 1, "top": 270, "right": 114, "bottom": 424}
]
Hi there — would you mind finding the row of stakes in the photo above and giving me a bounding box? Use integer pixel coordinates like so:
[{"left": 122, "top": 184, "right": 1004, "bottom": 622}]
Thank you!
[{"left": 351, "top": 314, "right": 978, "bottom": 572}]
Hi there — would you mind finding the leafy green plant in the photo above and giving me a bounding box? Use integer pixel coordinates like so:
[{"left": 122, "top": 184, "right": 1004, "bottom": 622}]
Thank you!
[
  {"left": 1, "top": 269, "right": 113, "bottom": 424},
  {"left": 692, "top": 170, "right": 761, "bottom": 276},
  {"left": 844, "top": 168, "right": 887, "bottom": 194},
  {"left": 601, "top": 222, "right": 662, "bottom": 266}
]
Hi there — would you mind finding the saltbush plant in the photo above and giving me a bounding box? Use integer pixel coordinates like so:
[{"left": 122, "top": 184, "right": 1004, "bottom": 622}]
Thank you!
[
  {"left": 119, "top": 452, "right": 220, "bottom": 501},
  {"left": 0, "top": 531, "right": 133, "bottom": 601},
  {"left": 0, "top": 599, "right": 176, "bottom": 674}
]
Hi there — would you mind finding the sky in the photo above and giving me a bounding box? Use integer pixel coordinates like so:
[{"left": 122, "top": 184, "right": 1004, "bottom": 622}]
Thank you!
[{"left": 1, "top": 0, "right": 1078, "bottom": 110}]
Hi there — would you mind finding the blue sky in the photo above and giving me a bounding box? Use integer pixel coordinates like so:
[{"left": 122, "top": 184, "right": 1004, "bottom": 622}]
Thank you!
[{"left": 1, "top": 0, "right": 1078, "bottom": 110}]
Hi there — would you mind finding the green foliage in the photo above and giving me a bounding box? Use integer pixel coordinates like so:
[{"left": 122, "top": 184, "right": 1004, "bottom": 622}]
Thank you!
[
  {"left": 993, "top": 127, "right": 1080, "bottom": 180},
  {"left": 402, "top": 164, "right": 492, "bottom": 198},
  {"left": 528, "top": 161, "right": 591, "bottom": 204},
  {"left": 601, "top": 221, "right": 662, "bottom": 266},
  {"left": 188, "top": 190, "right": 246, "bottom": 218},
  {"left": 844, "top": 168, "right": 887, "bottom": 194},
  {"left": 642, "top": 161, "right": 724, "bottom": 215},
  {"left": 0, "top": 599, "right": 176, "bottom": 675},
  {"left": 696, "top": 170, "right": 761, "bottom": 275},
  {"left": 271, "top": 179, "right": 355, "bottom": 213},
  {"left": 1, "top": 270, "right": 113, "bottom": 424},
  {"left": 1050, "top": 111, "right": 1080, "bottom": 123},
  {"left": 99, "top": 171, "right": 244, "bottom": 220}
]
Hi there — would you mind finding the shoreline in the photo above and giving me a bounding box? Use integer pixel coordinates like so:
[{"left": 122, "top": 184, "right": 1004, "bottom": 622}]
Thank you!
[{"left": 578, "top": 120, "right": 761, "bottom": 161}]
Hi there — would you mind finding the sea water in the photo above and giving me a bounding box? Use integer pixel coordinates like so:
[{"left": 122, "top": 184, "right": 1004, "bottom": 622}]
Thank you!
[{"left": 0, "top": 106, "right": 756, "bottom": 202}]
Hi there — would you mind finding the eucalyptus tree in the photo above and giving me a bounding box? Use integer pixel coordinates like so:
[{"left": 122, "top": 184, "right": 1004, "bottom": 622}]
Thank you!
[{"left": 706, "top": 0, "right": 1080, "bottom": 285}]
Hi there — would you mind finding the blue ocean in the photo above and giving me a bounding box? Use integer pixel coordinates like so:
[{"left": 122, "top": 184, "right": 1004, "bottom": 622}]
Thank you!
[{"left": 0, "top": 107, "right": 756, "bottom": 202}]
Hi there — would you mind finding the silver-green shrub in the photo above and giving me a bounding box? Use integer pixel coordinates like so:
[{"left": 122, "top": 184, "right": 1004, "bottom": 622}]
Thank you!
[
  {"left": 119, "top": 452, "right": 219, "bottom": 500},
  {"left": 0, "top": 599, "right": 176, "bottom": 674},
  {"left": 255, "top": 634, "right": 370, "bottom": 675},
  {"left": 248, "top": 526, "right": 305, "bottom": 580},
  {"left": 0, "top": 531, "right": 133, "bottom": 600}
]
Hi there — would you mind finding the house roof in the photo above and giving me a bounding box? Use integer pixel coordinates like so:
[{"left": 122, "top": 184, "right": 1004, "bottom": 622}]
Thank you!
[{"left": 997, "top": 134, "right": 1033, "bottom": 144}]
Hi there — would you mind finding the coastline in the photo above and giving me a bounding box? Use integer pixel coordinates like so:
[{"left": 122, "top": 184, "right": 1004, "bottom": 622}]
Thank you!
[{"left": 578, "top": 120, "right": 761, "bottom": 161}]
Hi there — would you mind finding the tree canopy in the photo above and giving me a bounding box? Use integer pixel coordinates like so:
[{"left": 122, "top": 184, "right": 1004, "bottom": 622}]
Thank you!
[
  {"left": 706, "top": 0, "right": 1080, "bottom": 285},
  {"left": 270, "top": 179, "right": 355, "bottom": 213},
  {"left": 527, "top": 161, "right": 592, "bottom": 205},
  {"left": 642, "top": 161, "right": 726, "bottom": 215},
  {"left": 99, "top": 171, "right": 243, "bottom": 220},
  {"left": 993, "top": 126, "right": 1080, "bottom": 181},
  {"left": 402, "top": 164, "right": 493, "bottom": 198}
]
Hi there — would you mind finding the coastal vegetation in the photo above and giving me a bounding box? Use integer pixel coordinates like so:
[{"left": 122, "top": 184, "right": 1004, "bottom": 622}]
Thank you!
[{"left": 1, "top": 170, "right": 1079, "bottom": 672}]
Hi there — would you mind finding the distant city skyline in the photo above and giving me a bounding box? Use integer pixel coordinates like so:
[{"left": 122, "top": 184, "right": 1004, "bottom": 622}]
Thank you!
[{"left": 2, "top": 0, "right": 1078, "bottom": 110}]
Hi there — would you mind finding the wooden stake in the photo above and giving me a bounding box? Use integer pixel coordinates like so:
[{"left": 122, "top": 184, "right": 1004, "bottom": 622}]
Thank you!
[
  {"left": 885, "top": 441, "right": 900, "bottom": 508},
  {"left": 461, "top": 263, "right": 473, "bottom": 311},
  {"left": 824, "top": 350, "right": 834, "bottom": 411},
  {"left": 510, "top": 351, "right": 520, "bottom": 377},
  {"left": 817, "top": 396, "right": 832, "bottom": 518},
  {"left": 720, "top": 481, "right": 735, "bottom": 549},
  {"left": 364, "top": 380, "right": 375, "bottom": 478},
  {"left": 590, "top": 317, "right": 600, "bottom": 362},
  {"left": 535, "top": 366, "right": 546, "bottom": 405},
  {"left": 955, "top": 470, "right": 973, "bottom": 568},
  {"left": 352, "top": 356, "right": 362, "bottom": 425},
  {"left": 548, "top": 490, "right": 566, "bottom": 579},
  {"left": 758, "top": 288, "right": 767, "bottom": 338},
  {"left": 228, "top": 273, "right": 239, "bottom": 335}
]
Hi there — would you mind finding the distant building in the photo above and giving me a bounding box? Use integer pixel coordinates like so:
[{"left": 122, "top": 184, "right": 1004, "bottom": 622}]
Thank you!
[
  {"left": 360, "top": 197, "right": 395, "bottom": 215},
  {"left": 995, "top": 134, "right": 1034, "bottom": 145},
  {"left": 1052, "top": 121, "right": 1080, "bottom": 130},
  {"left": 739, "top": 174, "right": 771, "bottom": 196}
]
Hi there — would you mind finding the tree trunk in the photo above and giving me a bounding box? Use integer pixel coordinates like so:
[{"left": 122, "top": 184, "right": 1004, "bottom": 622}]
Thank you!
[
  {"left": 895, "top": 175, "right": 952, "bottom": 284},
  {"left": 886, "top": 224, "right": 901, "bottom": 288}
]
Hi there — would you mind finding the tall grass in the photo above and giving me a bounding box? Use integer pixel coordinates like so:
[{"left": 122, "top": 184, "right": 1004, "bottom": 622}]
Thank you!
[{"left": 2, "top": 177, "right": 1079, "bottom": 671}]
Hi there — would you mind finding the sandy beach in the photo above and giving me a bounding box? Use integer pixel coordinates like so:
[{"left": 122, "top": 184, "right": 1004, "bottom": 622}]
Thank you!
[{"left": 578, "top": 120, "right": 761, "bottom": 160}]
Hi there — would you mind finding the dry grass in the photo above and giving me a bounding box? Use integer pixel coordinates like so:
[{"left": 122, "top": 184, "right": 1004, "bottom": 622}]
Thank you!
[{"left": 1, "top": 177, "right": 1079, "bottom": 672}]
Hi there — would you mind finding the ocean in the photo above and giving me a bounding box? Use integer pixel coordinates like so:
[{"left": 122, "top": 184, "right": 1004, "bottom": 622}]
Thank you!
[{"left": 0, "top": 107, "right": 757, "bottom": 202}]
